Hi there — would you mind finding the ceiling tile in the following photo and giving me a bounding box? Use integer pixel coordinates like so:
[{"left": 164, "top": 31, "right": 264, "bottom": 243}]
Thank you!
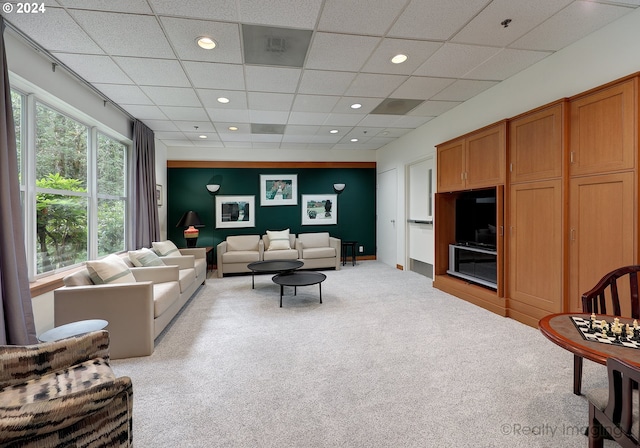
[
  {"left": 121, "top": 105, "right": 168, "bottom": 120},
  {"left": 249, "top": 110, "right": 289, "bottom": 124},
  {"left": 283, "top": 125, "right": 321, "bottom": 135},
  {"left": 305, "top": 33, "right": 381, "bottom": 71},
  {"left": 244, "top": 66, "right": 302, "bottom": 93},
  {"left": 114, "top": 57, "right": 190, "bottom": 87},
  {"left": 407, "top": 100, "right": 461, "bottom": 116},
  {"left": 463, "top": 48, "right": 551, "bottom": 81},
  {"left": 160, "top": 17, "right": 242, "bottom": 64},
  {"left": 173, "top": 121, "right": 216, "bottom": 132},
  {"left": 140, "top": 87, "right": 201, "bottom": 107},
  {"left": 58, "top": 0, "right": 153, "bottom": 13},
  {"left": 361, "top": 39, "right": 443, "bottom": 75},
  {"left": 389, "top": 0, "right": 491, "bottom": 40},
  {"left": 432, "top": 79, "right": 499, "bottom": 101},
  {"left": 154, "top": 131, "right": 187, "bottom": 140},
  {"left": 512, "top": 1, "right": 633, "bottom": 51},
  {"left": 214, "top": 123, "right": 251, "bottom": 134},
  {"left": 451, "top": 0, "right": 573, "bottom": 47},
  {"left": 159, "top": 106, "right": 209, "bottom": 121},
  {"left": 197, "top": 89, "right": 248, "bottom": 108},
  {"left": 414, "top": 43, "right": 501, "bottom": 78},
  {"left": 392, "top": 115, "right": 434, "bottom": 127},
  {"left": 236, "top": 0, "right": 323, "bottom": 28},
  {"left": 148, "top": 0, "right": 238, "bottom": 21},
  {"left": 54, "top": 54, "right": 132, "bottom": 84},
  {"left": 247, "top": 92, "right": 294, "bottom": 111},
  {"left": 357, "top": 114, "right": 400, "bottom": 127},
  {"left": 5, "top": 7, "right": 104, "bottom": 54},
  {"left": 391, "top": 77, "right": 455, "bottom": 100},
  {"left": 70, "top": 10, "right": 174, "bottom": 58},
  {"left": 287, "top": 112, "right": 330, "bottom": 125},
  {"left": 292, "top": 95, "right": 340, "bottom": 113},
  {"left": 344, "top": 73, "right": 408, "bottom": 98},
  {"left": 323, "top": 113, "right": 366, "bottom": 126},
  {"left": 317, "top": 0, "right": 407, "bottom": 35},
  {"left": 142, "top": 120, "right": 179, "bottom": 132},
  {"left": 93, "top": 84, "right": 153, "bottom": 105},
  {"left": 332, "top": 97, "right": 384, "bottom": 114},
  {"left": 206, "top": 108, "right": 250, "bottom": 123},
  {"left": 183, "top": 62, "right": 245, "bottom": 90},
  {"left": 183, "top": 132, "right": 222, "bottom": 142},
  {"left": 297, "top": 70, "right": 357, "bottom": 95}
]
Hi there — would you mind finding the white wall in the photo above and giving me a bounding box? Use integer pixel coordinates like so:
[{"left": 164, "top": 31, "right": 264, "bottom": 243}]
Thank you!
[{"left": 377, "top": 7, "right": 640, "bottom": 268}]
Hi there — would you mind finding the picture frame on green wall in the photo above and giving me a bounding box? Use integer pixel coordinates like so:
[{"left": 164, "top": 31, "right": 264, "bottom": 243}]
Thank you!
[
  {"left": 260, "top": 174, "right": 297, "bottom": 206},
  {"left": 302, "top": 194, "right": 337, "bottom": 225},
  {"left": 215, "top": 195, "right": 255, "bottom": 228}
]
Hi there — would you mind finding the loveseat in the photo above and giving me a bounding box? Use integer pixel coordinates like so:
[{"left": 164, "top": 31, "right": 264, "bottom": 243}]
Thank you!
[{"left": 53, "top": 243, "right": 206, "bottom": 359}]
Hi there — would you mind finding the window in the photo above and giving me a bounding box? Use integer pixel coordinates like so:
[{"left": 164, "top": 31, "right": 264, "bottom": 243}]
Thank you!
[{"left": 10, "top": 88, "right": 130, "bottom": 278}]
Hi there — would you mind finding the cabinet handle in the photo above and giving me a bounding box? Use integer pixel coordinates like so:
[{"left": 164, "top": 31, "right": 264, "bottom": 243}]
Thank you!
[
  {"left": 570, "top": 151, "right": 575, "bottom": 164},
  {"left": 509, "top": 163, "right": 513, "bottom": 172},
  {"left": 570, "top": 228, "right": 576, "bottom": 241},
  {"left": 499, "top": 226, "right": 504, "bottom": 237}
]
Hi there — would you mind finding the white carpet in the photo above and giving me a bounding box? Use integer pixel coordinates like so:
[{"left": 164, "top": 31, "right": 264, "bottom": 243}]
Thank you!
[{"left": 112, "top": 261, "right": 614, "bottom": 447}]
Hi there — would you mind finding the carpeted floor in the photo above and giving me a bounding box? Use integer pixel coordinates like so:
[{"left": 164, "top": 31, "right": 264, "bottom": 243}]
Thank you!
[{"left": 112, "top": 261, "right": 615, "bottom": 447}]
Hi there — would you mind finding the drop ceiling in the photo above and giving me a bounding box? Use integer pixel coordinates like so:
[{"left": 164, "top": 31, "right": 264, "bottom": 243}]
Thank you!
[{"left": 3, "top": 0, "right": 639, "bottom": 151}]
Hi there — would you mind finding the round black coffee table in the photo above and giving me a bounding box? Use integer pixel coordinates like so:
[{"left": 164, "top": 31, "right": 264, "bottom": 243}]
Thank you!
[
  {"left": 272, "top": 271, "right": 326, "bottom": 307},
  {"left": 247, "top": 259, "right": 304, "bottom": 289}
]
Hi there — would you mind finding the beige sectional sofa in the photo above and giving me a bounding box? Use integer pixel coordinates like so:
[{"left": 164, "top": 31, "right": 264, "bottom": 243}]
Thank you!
[
  {"left": 217, "top": 231, "right": 340, "bottom": 276},
  {"left": 53, "top": 246, "right": 206, "bottom": 359}
]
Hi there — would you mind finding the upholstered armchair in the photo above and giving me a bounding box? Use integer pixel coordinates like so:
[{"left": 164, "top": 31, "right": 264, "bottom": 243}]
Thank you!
[{"left": 0, "top": 330, "right": 133, "bottom": 447}]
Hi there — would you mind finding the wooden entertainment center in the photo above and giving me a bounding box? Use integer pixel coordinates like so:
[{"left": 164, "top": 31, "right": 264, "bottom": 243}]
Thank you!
[{"left": 434, "top": 73, "right": 639, "bottom": 327}]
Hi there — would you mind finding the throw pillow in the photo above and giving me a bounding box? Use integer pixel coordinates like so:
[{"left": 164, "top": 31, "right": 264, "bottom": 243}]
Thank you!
[
  {"left": 267, "top": 229, "right": 291, "bottom": 250},
  {"left": 86, "top": 254, "right": 136, "bottom": 285},
  {"left": 128, "top": 248, "right": 165, "bottom": 267},
  {"left": 152, "top": 240, "right": 180, "bottom": 257}
]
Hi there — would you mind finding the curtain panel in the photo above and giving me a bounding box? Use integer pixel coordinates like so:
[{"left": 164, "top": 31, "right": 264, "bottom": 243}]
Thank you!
[{"left": 132, "top": 119, "right": 160, "bottom": 249}]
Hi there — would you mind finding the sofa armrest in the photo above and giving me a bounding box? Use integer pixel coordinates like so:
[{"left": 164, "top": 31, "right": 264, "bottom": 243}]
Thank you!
[
  {"left": 329, "top": 237, "right": 341, "bottom": 251},
  {"left": 54, "top": 282, "right": 155, "bottom": 359},
  {"left": 179, "top": 248, "right": 206, "bottom": 259},
  {"left": 0, "top": 331, "right": 110, "bottom": 385},
  {"left": 160, "top": 255, "right": 195, "bottom": 270},
  {"left": 130, "top": 265, "right": 179, "bottom": 283},
  {"left": 295, "top": 239, "right": 303, "bottom": 259},
  {"left": 259, "top": 239, "right": 265, "bottom": 259}
]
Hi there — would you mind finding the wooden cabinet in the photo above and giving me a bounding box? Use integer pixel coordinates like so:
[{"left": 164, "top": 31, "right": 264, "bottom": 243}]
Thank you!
[
  {"left": 509, "top": 102, "right": 566, "bottom": 184},
  {"left": 569, "top": 79, "right": 636, "bottom": 176},
  {"left": 437, "top": 122, "right": 506, "bottom": 192},
  {"left": 568, "top": 172, "right": 635, "bottom": 312},
  {"left": 508, "top": 180, "right": 563, "bottom": 326}
]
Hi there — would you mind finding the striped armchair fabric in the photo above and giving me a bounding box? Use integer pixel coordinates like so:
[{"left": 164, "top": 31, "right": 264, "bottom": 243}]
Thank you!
[{"left": 0, "top": 330, "right": 133, "bottom": 447}]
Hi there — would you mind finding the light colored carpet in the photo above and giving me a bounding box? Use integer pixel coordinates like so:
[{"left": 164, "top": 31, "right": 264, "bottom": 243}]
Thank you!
[{"left": 112, "top": 261, "right": 615, "bottom": 447}]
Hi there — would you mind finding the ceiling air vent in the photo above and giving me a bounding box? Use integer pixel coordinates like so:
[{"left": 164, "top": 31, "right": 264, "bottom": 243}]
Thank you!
[
  {"left": 251, "top": 123, "right": 286, "bottom": 135},
  {"left": 370, "top": 98, "right": 424, "bottom": 115},
  {"left": 242, "top": 24, "right": 312, "bottom": 68}
]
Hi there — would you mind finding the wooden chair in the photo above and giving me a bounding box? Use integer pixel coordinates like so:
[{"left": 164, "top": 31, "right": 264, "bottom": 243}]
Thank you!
[
  {"left": 586, "top": 357, "right": 640, "bottom": 448},
  {"left": 576, "top": 266, "right": 640, "bottom": 395}
]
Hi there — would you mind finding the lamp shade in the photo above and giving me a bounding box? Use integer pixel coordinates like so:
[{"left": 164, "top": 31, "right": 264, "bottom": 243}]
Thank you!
[
  {"left": 206, "top": 184, "right": 220, "bottom": 193},
  {"left": 176, "top": 211, "right": 204, "bottom": 228},
  {"left": 333, "top": 183, "right": 346, "bottom": 194}
]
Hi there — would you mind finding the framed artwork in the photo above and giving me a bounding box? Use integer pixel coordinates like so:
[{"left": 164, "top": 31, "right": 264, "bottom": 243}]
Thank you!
[
  {"left": 302, "top": 194, "right": 337, "bottom": 225},
  {"left": 260, "top": 174, "right": 298, "bottom": 206},
  {"left": 155, "top": 184, "right": 162, "bottom": 207},
  {"left": 215, "top": 195, "right": 255, "bottom": 228}
]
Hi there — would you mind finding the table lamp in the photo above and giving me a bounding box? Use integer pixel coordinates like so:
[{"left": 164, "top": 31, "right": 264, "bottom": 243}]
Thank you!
[{"left": 176, "top": 211, "right": 204, "bottom": 248}]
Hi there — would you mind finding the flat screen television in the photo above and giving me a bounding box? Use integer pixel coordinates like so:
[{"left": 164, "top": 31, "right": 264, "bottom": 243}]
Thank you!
[{"left": 455, "top": 189, "right": 497, "bottom": 249}]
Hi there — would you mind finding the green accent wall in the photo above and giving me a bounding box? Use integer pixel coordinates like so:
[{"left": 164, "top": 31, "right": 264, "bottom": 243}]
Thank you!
[{"left": 167, "top": 167, "right": 376, "bottom": 259}]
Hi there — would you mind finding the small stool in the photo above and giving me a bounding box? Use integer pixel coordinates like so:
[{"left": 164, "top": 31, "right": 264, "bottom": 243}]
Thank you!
[
  {"left": 38, "top": 319, "right": 108, "bottom": 342},
  {"left": 341, "top": 241, "right": 357, "bottom": 266}
]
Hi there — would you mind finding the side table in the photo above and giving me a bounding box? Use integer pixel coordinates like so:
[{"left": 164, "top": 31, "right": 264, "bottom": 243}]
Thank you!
[
  {"left": 341, "top": 241, "right": 357, "bottom": 266},
  {"left": 38, "top": 319, "right": 108, "bottom": 342}
]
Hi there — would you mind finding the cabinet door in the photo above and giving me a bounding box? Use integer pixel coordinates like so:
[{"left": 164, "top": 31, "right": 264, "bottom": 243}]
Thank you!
[
  {"left": 569, "top": 79, "right": 636, "bottom": 176},
  {"left": 509, "top": 180, "right": 563, "bottom": 313},
  {"left": 437, "top": 138, "right": 465, "bottom": 192},
  {"left": 509, "top": 103, "right": 564, "bottom": 183},
  {"left": 465, "top": 123, "right": 506, "bottom": 189},
  {"left": 568, "top": 172, "right": 635, "bottom": 312}
]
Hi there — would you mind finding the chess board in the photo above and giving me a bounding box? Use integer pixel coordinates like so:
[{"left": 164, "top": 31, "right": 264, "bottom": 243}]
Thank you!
[{"left": 571, "top": 316, "right": 640, "bottom": 350}]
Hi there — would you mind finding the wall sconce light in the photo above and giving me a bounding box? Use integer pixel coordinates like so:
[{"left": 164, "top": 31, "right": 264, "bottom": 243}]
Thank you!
[
  {"left": 206, "top": 184, "right": 220, "bottom": 193},
  {"left": 176, "top": 211, "right": 204, "bottom": 248},
  {"left": 333, "top": 183, "right": 346, "bottom": 194}
]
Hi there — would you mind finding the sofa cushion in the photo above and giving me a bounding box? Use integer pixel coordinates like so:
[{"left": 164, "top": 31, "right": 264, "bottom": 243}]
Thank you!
[
  {"left": 128, "top": 248, "right": 165, "bottom": 267},
  {"left": 153, "top": 282, "right": 180, "bottom": 318},
  {"left": 0, "top": 358, "right": 115, "bottom": 406},
  {"left": 227, "top": 235, "right": 259, "bottom": 252},
  {"left": 222, "top": 251, "right": 260, "bottom": 264},
  {"left": 299, "top": 232, "right": 330, "bottom": 248},
  {"left": 266, "top": 229, "right": 291, "bottom": 250},
  {"left": 263, "top": 249, "right": 298, "bottom": 261},
  {"left": 152, "top": 240, "right": 180, "bottom": 257},
  {"left": 63, "top": 269, "right": 94, "bottom": 287},
  {"left": 86, "top": 254, "right": 136, "bottom": 285},
  {"left": 302, "top": 247, "right": 336, "bottom": 260}
]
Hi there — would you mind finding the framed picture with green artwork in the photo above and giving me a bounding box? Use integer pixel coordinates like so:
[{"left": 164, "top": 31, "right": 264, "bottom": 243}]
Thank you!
[{"left": 260, "top": 174, "right": 297, "bottom": 206}]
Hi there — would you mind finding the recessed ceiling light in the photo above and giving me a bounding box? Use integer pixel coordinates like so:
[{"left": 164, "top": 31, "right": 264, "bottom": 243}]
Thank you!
[
  {"left": 196, "top": 37, "right": 217, "bottom": 50},
  {"left": 199, "top": 135, "right": 207, "bottom": 139},
  {"left": 228, "top": 126, "right": 238, "bottom": 131},
  {"left": 350, "top": 138, "right": 359, "bottom": 142},
  {"left": 217, "top": 97, "right": 230, "bottom": 104},
  {"left": 391, "top": 54, "right": 408, "bottom": 64},
  {"left": 350, "top": 103, "right": 362, "bottom": 109},
  {"left": 329, "top": 129, "right": 339, "bottom": 134}
]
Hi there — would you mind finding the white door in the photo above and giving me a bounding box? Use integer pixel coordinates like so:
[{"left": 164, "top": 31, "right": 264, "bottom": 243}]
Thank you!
[{"left": 377, "top": 168, "right": 397, "bottom": 267}]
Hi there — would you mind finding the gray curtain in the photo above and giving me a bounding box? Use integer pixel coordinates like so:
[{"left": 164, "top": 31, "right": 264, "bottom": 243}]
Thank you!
[
  {"left": 0, "top": 16, "right": 37, "bottom": 345},
  {"left": 132, "top": 119, "right": 160, "bottom": 249}
]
